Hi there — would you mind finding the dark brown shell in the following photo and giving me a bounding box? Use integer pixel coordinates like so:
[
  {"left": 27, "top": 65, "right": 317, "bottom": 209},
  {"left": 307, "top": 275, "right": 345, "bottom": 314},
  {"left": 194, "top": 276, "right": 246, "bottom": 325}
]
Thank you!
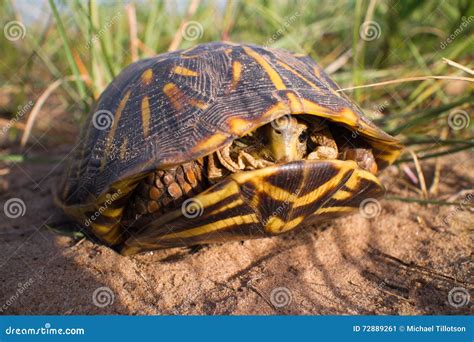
[{"left": 59, "top": 42, "right": 402, "bottom": 207}]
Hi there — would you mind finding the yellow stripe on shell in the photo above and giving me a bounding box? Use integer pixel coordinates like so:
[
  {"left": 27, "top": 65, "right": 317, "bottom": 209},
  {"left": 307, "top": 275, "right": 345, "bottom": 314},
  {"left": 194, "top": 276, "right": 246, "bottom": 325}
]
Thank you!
[
  {"left": 231, "top": 61, "right": 242, "bottom": 90},
  {"left": 226, "top": 117, "right": 254, "bottom": 136},
  {"left": 265, "top": 215, "right": 304, "bottom": 234},
  {"left": 172, "top": 66, "right": 199, "bottom": 76},
  {"left": 315, "top": 206, "right": 355, "bottom": 214},
  {"left": 141, "top": 96, "right": 151, "bottom": 138},
  {"left": 119, "top": 138, "right": 128, "bottom": 160},
  {"left": 208, "top": 198, "right": 244, "bottom": 216},
  {"left": 141, "top": 69, "right": 153, "bottom": 85},
  {"left": 243, "top": 46, "right": 286, "bottom": 90},
  {"left": 163, "top": 83, "right": 183, "bottom": 111},
  {"left": 286, "top": 92, "right": 303, "bottom": 113},
  {"left": 102, "top": 90, "right": 132, "bottom": 170},
  {"left": 277, "top": 60, "right": 321, "bottom": 90},
  {"left": 159, "top": 214, "right": 258, "bottom": 240},
  {"left": 293, "top": 164, "right": 355, "bottom": 208},
  {"left": 191, "top": 133, "right": 229, "bottom": 155}
]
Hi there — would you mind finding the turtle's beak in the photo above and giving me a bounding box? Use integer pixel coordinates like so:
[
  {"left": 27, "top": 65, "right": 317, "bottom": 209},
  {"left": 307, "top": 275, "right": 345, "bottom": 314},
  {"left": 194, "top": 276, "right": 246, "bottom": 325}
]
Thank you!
[{"left": 267, "top": 116, "right": 308, "bottom": 162}]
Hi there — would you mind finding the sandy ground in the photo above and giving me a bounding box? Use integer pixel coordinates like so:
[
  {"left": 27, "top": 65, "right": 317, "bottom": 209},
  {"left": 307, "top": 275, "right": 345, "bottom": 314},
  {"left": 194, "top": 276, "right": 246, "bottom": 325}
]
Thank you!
[{"left": 0, "top": 146, "right": 472, "bottom": 315}]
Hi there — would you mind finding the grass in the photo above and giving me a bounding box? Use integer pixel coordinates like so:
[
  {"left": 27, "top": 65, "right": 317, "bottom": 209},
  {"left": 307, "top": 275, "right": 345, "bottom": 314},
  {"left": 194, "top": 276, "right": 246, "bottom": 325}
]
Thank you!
[{"left": 0, "top": 0, "right": 473, "bottom": 206}]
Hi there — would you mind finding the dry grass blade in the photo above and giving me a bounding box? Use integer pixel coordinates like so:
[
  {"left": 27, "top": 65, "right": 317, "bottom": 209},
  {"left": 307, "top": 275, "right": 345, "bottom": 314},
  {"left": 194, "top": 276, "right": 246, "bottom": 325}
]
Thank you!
[
  {"left": 126, "top": 3, "right": 139, "bottom": 62},
  {"left": 408, "top": 150, "right": 428, "bottom": 199},
  {"left": 337, "top": 75, "right": 474, "bottom": 92},
  {"left": 20, "top": 76, "right": 89, "bottom": 147},
  {"left": 168, "top": 0, "right": 201, "bottom": 52},
  {"left": 442, "top": 58, "right": 474, "bottom": 75}
]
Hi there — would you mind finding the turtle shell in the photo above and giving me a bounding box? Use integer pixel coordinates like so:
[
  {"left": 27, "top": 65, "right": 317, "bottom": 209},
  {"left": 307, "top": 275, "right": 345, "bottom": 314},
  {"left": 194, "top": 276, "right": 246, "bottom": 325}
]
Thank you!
[{"left": 59, "top": 42, "right": 401, "bottom": 210}]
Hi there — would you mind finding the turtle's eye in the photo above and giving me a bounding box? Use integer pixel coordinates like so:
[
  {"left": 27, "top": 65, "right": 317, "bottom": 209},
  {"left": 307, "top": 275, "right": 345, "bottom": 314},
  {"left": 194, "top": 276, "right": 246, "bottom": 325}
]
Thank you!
[{"left": 298, "top": 130, "right": 308, "bottom": 143}]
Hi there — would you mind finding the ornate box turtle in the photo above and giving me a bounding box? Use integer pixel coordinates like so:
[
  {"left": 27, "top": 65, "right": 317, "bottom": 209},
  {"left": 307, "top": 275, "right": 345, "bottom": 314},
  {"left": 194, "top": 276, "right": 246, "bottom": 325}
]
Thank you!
[{"left": 55, "top": 42, "right": 402, "bottom": 255}]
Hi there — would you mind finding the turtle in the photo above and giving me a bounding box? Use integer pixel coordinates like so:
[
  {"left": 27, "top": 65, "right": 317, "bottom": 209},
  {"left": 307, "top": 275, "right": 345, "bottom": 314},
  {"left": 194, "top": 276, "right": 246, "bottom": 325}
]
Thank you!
[{"left": 55, "top": 42, "right": 402, "bottom": 255}]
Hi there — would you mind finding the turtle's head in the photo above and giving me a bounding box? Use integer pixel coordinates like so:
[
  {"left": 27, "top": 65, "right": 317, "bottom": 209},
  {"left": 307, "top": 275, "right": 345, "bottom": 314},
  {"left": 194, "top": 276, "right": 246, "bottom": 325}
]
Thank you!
[{"left": 266, "top": 116, "right": 308, "bottom": 162}]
